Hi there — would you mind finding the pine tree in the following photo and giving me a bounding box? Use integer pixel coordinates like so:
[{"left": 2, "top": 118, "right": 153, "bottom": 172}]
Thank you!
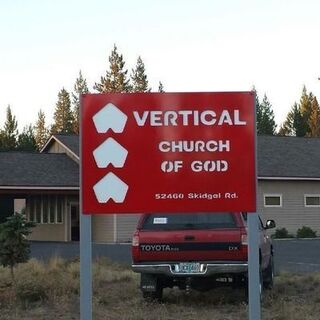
[
  {"left": 1, "top": 105, "right": 18, "bottom": 151},
  {"left": 34, "top": 109, "right": 49, "bottom": 150},
  {"left": 253, "top": 88, "right": 276, "bottom": 135},
  {"left": 72, "top": 70, "right": 89, "bottom": 133},
  {"left": 51, "top": 88, "right": 74, "bottom": 134},
  {"left": 292, "top": 102, "right": 307, "bottom": 137},
  {"left": 16, "top": 125, "right": 37, "bottom": 151},
  {"left": 254, "top": 89, "right": 261, "bottom": 129},
  {"left": 94, "top": 44, "right": 130, "bottom": 93},
  {"left": 308, "top": 96, "right": 320, "bottom": 137},
  {"left": 252, "top": 87, "right": 261, "bottom": 131},
  {"left": 278, "top": 111, "right": 294, "bottom": 136},
  {"left": 0, "top": 213, "right": 35, "bottom": 280},
  {"left": 298, "top": 85, "right": 312, "bottom": 135},
  {"left": 257, "top": 94, "right": 277, "bottom": 135},
  {"left": 131, "top": 56, "right": 150, "bottom": 92},
  {"left": 158, "top": 81, "right": 165, "bottom": 93},
  {"left": 279, "top": 103, "right": 306, "bottom": 137}
]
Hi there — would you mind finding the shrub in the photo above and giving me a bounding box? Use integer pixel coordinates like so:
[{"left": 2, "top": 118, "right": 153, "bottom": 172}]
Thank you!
[
  {"left": 15, "top": 275, "right": 48, "bottom": 305},
  {"left": 272, "top": 227, "right": 294, "bottom": 239},
  {"left": 14, "top": 260, "right": 48, "bottom": 306},
  {"left": 296, "top": 226, "right": 317, "bottom": 238}
]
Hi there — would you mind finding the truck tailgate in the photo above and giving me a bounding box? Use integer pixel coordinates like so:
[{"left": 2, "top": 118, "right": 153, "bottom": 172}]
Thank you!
[{"left": 136, "top": 229, "right": 245, "bottom": 262}]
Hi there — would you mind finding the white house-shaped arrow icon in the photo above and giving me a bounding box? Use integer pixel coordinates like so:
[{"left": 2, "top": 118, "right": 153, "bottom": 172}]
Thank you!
[
  {"left": 93, "top": 172, "right": 129, "bottom": 203},
  {"left": 93, "top": 103, "right": 128, "bottom": 133},
  {"left": 93, "top": 137, "right": 128, "bottom": 168}
]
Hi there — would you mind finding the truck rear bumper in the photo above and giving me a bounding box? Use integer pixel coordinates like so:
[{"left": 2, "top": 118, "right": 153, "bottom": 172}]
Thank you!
[{"left": 132, "top": 261, "right": 248, "bottom": 276}]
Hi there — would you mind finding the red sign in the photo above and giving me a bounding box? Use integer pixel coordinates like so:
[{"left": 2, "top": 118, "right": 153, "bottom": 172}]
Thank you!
[{"left": 81, "top": 92, "right": 256, "bottom": 214}]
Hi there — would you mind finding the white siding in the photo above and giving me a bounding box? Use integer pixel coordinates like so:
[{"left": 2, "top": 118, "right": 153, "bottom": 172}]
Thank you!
[
  {"left": 116, "top": 214, "right": 141, "bottom": 243},
  {"left": 258, "top": 180, "right": 320, "bottom": 234},
  {"left": 92, "top": 215, "right": 114, "bottom": 243}
]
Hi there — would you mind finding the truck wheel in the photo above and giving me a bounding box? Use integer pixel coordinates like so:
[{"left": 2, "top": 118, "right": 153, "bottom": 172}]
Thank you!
[{"left": 263, "top": 255, "right": 274, "bottom": 289}]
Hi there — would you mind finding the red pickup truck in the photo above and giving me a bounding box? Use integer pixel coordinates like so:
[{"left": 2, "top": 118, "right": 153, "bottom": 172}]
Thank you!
[{"left": 131, "top": 212, "right": 275, "bottom": 300}]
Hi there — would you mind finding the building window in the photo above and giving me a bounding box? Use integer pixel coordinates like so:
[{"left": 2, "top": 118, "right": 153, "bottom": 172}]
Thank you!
[
  {"left": 305, "top": 195, "right": 320, "bottom": 207},
  {"left": 28, "top": 195, "right": 64, "bottom": 224},
  {"left": 264, "top": 194, "right": 282, "bottom": 207}
]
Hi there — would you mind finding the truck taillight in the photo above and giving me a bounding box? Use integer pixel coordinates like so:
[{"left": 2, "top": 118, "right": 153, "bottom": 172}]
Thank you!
[
  {"left": 132, "top": 233, "right": 139, "bottom": 247},
  {"left": 241, "top": 234, "right": 248, "bottom": 245},
  {"left": 241, "top": 227, "right": 248, "bottom": 245}
]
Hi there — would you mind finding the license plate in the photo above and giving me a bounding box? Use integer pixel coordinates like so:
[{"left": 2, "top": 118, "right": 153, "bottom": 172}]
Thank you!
[{"left": 177, "top": 262, "right": 201, "bottom": 273}]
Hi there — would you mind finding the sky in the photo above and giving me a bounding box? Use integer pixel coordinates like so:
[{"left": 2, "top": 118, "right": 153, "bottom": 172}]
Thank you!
[{"left": 1, "top": 0, "right": 320, "bottom": 131}]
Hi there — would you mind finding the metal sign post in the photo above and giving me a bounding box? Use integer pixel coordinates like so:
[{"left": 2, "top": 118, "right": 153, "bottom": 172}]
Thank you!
[
  {"left": 80, "top": 213, "right": 92, "bottom": 320},
  {"left": 247, "top": 90, "right": 261, "bottom": 320},
  {"left": 248, "top": 212, "right": 261, "bottom": 320},
  {"left": 80, "top": 94, "right": 92, "bottom": 320}
]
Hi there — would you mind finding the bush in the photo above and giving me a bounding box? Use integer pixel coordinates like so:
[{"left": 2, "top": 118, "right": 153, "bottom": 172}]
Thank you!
[
  {"left": 272, "top": 227, "right": 294, "bottom": 239},
  {"left": 15, "top": 275, "right": 48, "bottom": 305},
  {"left": 14, "top": 259, "right": 48, "bottom": 305},
  {"left": 297, "top": 226, "right": 317, "bottom": 238}
]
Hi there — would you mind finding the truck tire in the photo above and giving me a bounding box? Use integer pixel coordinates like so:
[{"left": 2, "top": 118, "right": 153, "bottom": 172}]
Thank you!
[{"left": 263, "top": 255, "right": 274, "bottom": 289}]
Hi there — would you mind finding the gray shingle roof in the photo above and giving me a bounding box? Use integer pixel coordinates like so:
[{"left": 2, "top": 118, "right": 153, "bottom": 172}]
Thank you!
[
  {"left": 0, "top": 152, "right": 79, "bottom": 187},
  {"left": 0, "top": 136, "right": 319, "bottom": 189},
  {"left": 258, "top": 135, "right": 320, "bottom": 178},
  {"left": 53, "top": 134, "right": 79, "bottom": 156}
]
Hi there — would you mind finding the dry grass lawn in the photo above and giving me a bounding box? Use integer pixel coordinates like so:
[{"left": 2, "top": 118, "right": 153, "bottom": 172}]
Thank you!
[{"left": 0, "top": 257, "right": 319, "bottom": 320}]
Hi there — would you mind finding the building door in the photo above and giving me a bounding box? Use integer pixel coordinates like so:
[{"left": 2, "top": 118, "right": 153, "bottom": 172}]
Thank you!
[
  {"left": 0, "top": 196, "right": 14, "bottom": 223},
  {"left": 70, "top": 204, "right": 80, "bottom": 241}
]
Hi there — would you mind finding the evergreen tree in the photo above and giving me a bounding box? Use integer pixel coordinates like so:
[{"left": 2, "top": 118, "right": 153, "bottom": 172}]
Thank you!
[
  {"left": 0, "top": 213, "right": 35, "bottom": 280},
  {"left": 94, "top": 44, "right": 130, "bottom": 93},
  {"left": 298, "top": 85, "right": 312, "bottom": 135},
  {"left": 51, "top": 88, "right": 74, "bottom": 134},
  {"left": 299, "top": 86, "right": 312, "bottom": 116},
  {"left": 131, "top": 56, "right": 151, "bottom": 92},
  {"left": 158, "top": 81, "right": 165, "bottom": 93},
  {"left": 279, "top": 103, "right": 306, "bottom": 137},
  {"left": 253, "top": 87, "right": 276, "bottom": 135},
  {"left": 16, "top": 125, "right": 37, "bottom": 151},
  {"left": 257, "top": 94, "right": 277, "bottom": 135},
  {"left": 252, "top": 87, "right": 261, "bottom": 131},
  {"left": 292, "top": 103, "right": 306, "bottom": 137},
  {"left": 278, "top": 115, "right": 293, "bottom": 136},
  {"left": 34, "top": 109, "right": 49, "bottom": 150},
  {"left": 1, "top": 105, "right": 18, "bottom": 151},
  {"left": 72, "top": 70, "right": 89, "bottom": 133},
  {"left": 308, "top": 96, "right": 320, "bottom": 137}
]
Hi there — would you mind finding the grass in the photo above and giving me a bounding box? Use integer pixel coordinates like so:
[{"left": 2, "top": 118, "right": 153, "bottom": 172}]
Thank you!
[{"left": 0, "top": 257, "right": 319, "bottom": 319}]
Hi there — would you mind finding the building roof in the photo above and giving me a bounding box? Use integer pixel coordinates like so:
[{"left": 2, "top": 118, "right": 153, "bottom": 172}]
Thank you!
[
  {"left": 41, "top": 134, "right": 79, "bottom": 158},
  {"left": 258, "top": 135, "right": 320, "bottom": 179},
  {"left": 0, "top": 152, "right": 79, "bottom": 188},
  {"left": 0, "top": 135, "right": 319, "bottom": 190}
]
